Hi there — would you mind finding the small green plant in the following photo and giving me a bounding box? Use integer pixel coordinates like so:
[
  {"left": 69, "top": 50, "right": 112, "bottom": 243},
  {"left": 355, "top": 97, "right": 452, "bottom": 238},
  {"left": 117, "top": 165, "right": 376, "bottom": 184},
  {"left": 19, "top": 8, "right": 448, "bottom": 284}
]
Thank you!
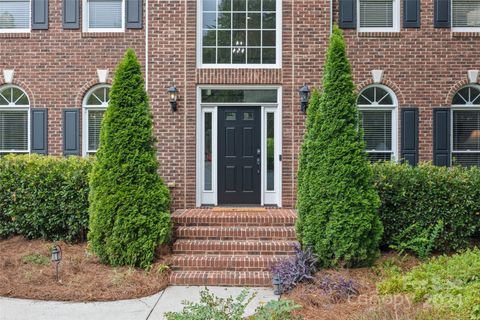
[
  {"left": 21, "top": 253, "right": 50, "bottom": 266},
  {"left": 165, "top": 288, "right": 256, "bottom": 320},
  {"left": 378, "top": 248, "right": 480, "bottom": 320},
  {"left": 254, "top": 299, "right": 302, "bottom": 320},
  {"left": 156, "top": 264, "right": 170, "bottom": 274},
  {"left": 390, "top": 220, "right": 444, "bottom": 260}
]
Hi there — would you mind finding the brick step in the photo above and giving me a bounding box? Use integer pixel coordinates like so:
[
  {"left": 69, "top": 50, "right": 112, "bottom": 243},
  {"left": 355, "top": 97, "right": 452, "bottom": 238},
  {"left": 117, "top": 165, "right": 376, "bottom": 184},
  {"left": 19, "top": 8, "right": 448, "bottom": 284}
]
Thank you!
[
  {"left": 172, "top": 209, "right": 296, "bottom": 227},
  {"left": 172, "top": 240, "right": 298, "bottom": 255},
  {"left": 175, "top": 226, "right": 297, "bottom": 240},
  {"left": 171, "top": 255, "right": 288, "bottom": 271},
  {"left": 169, "top": 271, "right": 272, "bottom": 286}
]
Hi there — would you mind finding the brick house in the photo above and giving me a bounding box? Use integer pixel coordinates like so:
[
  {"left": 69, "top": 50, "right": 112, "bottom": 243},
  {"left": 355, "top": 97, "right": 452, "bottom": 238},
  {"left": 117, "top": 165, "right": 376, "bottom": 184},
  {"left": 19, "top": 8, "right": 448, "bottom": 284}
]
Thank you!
[
  {"left": 1, "top": 0, "right": 480, "bottom": 210},
  {"left": 1, "top": 0, "right": 480, "bottom": 285}
]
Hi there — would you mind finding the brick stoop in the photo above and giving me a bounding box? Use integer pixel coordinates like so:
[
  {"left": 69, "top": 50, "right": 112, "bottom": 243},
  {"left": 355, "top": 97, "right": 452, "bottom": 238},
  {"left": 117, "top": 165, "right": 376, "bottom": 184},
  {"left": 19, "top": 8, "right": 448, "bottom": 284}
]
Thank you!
[{"left": 169, "top": 208, "right": 298, "bottom": 286}]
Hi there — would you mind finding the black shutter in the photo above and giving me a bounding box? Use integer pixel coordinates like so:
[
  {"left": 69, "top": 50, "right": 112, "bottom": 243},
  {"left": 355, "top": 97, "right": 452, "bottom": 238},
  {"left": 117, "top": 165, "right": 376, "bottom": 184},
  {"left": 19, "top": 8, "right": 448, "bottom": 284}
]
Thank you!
[
  {"left": 434, "top": 0, "right": 451, "bottom": 28},
  {"left": 63, "top": 108, "right": 80, "bottom": 156},
  {"left": 433, "top": 108, "right": 450, "bottom": 166},
  {"left": 32, "top": 0, "right": 48, "bottom": 30},
  {"left": 401, "top": 108, "right": 418, "bottom": 165},
  {"left": 339, "top": 0, "right": 356, "bottom": 29},
  {"left": 126, "top": 0, "right": 143, "bottom": 29},
  {"left": 63, "top": 0, "right": 80, "bottom": 29},
  {"left": 404, "top": 0, "right": 420, "bottom": 28},
  {"left": 31, "top": 109, "right": 48, "bottom": 154}
]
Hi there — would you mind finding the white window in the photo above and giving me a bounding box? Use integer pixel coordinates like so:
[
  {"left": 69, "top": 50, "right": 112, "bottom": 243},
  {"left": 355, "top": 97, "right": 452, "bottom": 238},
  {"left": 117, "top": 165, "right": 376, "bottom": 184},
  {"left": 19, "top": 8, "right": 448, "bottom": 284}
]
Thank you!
[
  {"left": 0, "top": 85, "right": 29, "bottom": 153},
  {"left": 83, "top": 0, "right": 124, "bottom": 32},
  {"left": 358, "top": 0, "right": 400, "bottom": 32},
  {"left": 452, "top": 0, "right": 480, "bottom": 32},
  {"left": 83, "top": 85, "right": 110, "bottom": 155},
  {"left": 198, "top": 0, "right": 282, "bottom": 68},
  {"left": 451, "top": 85, "right": 480, "bottom": 167},
  {"left": 357, "top": 85, "right": 398, "bottom": 162},
  {"left": 0, "top": 0, "right": 30, "bottom": 32}
]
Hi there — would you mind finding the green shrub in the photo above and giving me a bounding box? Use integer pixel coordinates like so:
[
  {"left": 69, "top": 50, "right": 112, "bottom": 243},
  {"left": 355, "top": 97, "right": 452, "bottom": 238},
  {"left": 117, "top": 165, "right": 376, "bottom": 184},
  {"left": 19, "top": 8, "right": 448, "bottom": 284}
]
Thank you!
[
  {"left": 378, "top": 248, "right": 480, "bottom": 320},
  {"left": 373, "top": 162, "right": 480, "bottom": 253},
  {"left": 88, "top": 49, "right": 171, "bottom": 269},
  {"left": 0, "top": 154, "right": 92, "bottom": 241},
  {"left": 165, "top": 288, "right": 302, "bottom": 320},
  {"left": 296, "top": 26, "right": 383, "bottom": 268}
]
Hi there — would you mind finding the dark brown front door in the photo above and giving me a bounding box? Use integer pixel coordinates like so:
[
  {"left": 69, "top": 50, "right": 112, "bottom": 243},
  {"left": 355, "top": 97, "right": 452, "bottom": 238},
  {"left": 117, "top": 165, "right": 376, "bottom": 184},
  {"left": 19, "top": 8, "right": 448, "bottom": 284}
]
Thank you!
[{"left": 218, "top": 107, "right": 261, "bottom": 205}]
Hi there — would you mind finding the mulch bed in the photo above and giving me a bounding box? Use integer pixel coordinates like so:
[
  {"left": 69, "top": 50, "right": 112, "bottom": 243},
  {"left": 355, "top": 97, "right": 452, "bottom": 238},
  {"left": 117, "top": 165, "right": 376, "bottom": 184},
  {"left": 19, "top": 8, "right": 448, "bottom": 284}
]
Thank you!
[
  {"left": 0, "top": 236, "right": 170, "bottom": 302},
  {"left": 284, "top": 253, "right": 420, "bottom": 320}
]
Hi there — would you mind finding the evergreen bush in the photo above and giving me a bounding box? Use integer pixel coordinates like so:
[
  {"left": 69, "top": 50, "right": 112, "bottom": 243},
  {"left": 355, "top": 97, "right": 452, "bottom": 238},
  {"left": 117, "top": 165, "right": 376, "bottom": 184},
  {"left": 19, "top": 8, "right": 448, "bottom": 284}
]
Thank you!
[
  {"left": 296, "top": 26, "right": 383, "bottom": 267},
  {"left": 88, "top": 49, "right": 171, "bottom": 268},
  {"left": 0, "top": 154, "right": 91, "bottom": 241}
]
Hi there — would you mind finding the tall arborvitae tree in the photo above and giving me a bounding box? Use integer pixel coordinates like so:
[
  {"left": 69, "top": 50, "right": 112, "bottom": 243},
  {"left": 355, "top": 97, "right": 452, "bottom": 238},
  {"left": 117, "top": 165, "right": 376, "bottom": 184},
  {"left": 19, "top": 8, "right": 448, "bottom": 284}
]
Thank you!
[
  {"left": 88, "top": 49, "right": 171, "bottom": 268},
  {"left": 296, "top": 26, "right": 383, "bottom": 267}
]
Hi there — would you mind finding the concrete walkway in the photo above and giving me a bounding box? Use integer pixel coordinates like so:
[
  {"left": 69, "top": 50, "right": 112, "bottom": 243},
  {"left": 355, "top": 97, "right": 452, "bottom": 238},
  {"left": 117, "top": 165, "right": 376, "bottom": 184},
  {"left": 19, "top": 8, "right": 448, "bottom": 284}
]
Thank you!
[{"left": 0, "top": 286, "right": 277, "bottom": 320}]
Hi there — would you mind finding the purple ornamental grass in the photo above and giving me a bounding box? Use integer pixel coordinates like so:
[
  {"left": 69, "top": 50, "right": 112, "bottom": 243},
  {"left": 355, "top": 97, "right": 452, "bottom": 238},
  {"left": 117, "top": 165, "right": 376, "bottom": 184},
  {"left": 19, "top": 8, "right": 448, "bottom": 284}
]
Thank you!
[{"left": 271, "top": 244, "right": 318, "bottom": 294}]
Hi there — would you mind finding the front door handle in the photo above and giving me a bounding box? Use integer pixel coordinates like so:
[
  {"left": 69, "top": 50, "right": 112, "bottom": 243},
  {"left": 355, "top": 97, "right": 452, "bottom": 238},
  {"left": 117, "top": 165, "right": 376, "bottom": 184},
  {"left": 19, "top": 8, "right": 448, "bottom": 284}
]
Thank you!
[{"left": 256, "top": 148, "right": 261, "bottom": 174}]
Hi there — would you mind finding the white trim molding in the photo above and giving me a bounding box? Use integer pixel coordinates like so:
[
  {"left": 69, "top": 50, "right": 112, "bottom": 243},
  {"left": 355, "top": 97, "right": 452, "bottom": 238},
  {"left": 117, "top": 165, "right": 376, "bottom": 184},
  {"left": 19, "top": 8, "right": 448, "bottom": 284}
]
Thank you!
[{"left": 196, "top": 85, "right": 283, "bottom": 207}]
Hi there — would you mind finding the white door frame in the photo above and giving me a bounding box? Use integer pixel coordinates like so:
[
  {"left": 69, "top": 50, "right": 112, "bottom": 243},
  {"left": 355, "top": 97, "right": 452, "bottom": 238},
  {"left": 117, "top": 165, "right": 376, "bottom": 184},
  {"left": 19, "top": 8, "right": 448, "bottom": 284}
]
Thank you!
[{"left": 196, "top": 85, "right": 282, "bottom": 207}]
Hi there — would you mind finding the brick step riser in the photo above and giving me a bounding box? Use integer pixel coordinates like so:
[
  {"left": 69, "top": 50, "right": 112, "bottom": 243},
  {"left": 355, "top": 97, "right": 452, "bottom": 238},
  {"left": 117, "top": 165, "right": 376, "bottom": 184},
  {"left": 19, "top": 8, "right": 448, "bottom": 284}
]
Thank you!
[
  {"left": 169, "top": 272, "right": 272, "bottom": 287},
  {"left": 173, "top": 221, "right": 296, "bottom": 227},
  {"left": 171, "top": 257, "right": 287, "bottom": 271},
  {"left": 174, "top": 228, "right": 297, "bottom": 240}
]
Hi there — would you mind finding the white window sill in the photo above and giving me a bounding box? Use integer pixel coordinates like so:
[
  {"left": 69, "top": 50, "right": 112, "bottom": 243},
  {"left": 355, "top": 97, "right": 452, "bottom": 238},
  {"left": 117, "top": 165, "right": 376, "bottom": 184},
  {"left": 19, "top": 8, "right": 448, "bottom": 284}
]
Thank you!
[
  {"left": 358, "top": 28, "right": 399, "bottom": 33},
  {"left": 0, "top": 29, "right": 30, "bottom": 33},
  {"left": 84, "top": 28, "right": 124, "bottom": 33},
  {"left": 452, "top": 27, "right": 480, "bottom": 33},
  {"left": 198, "top": 64, "right": 281, "bottom": 69}
]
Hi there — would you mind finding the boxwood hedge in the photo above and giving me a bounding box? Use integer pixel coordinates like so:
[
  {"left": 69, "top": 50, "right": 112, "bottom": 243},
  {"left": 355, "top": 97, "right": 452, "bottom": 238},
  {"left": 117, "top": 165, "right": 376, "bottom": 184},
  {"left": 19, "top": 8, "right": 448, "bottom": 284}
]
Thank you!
[
  {"left": 372, "top": 162, "right": 480, "bottom": 253},
  {"left": 0, "top": 154, "right": 92, "bottom": 242}
]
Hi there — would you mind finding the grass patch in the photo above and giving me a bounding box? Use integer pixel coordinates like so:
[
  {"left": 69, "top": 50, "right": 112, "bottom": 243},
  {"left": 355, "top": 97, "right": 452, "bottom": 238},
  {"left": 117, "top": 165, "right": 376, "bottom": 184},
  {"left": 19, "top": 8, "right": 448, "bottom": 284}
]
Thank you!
[
  {"left": 378, "top": 248, "right": 480, "bottom": 320},
  {"left": 21, "top": 253, "right": 50, "bottom": 266}
]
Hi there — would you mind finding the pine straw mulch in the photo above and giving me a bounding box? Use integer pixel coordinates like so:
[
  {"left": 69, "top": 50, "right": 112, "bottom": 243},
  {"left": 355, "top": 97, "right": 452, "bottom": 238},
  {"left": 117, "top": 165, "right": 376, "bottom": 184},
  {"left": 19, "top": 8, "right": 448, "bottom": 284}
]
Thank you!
[
  {"left": 0, "top": 236, "right": 170, "bottom": 302},
  {"left": 284, "top": 252, "right": 423, "bottom": 320}
]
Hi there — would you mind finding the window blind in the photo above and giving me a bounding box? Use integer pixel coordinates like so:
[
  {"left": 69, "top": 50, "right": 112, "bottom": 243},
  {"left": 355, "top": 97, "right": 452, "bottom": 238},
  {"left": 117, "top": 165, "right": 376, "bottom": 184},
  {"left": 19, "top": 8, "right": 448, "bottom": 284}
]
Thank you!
[
  {"left": 88, "top": 0, "right": 122, "bottom": 29},
  {"left": 359, "top": 0, "right": 394, "bottom": 28},
  {"left": 453, "top": 110, "right": 480, "bottom": 151},
  {"left": 0, "top": 0, "right": 30, "bottom": 29},
  {"left": 452, "top": 0, "right": 480, "bottom": 27},
  {"left": 361, "top": 110, "right": 392, "bottom": 151},
  {"left": 0, "top": 110, "right": 28, "bottom": 151},
  {"left": 88, "top": 110, "right": 104, "bottom": 151}
]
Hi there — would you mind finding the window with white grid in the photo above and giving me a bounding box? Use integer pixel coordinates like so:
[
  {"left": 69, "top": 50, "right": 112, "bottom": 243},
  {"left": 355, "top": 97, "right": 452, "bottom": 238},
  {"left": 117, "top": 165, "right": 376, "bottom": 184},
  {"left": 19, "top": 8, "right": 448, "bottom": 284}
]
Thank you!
[
  {"left": 358, "top": 0, "right": 399, "bottom": 32},
  {"left": 452, "top": 85, "right": 480, "bottom": 167},
  {"left": 357, "top": 85, "right": 397, "bottom": 162},
  {"left": 452, "top": 0, "right": 480, "bottom": 30},
  {"left": 0, "top": 85, "right": 29, "bottom": 153},
  {"left": 83, "top": 86, "right": 110, "bottom": 155},
  {"left": 0, "top": 0, "right": 30, "bottom": 32},
  {"left": 199, "top": 0, "right": 280, "bottom": 67}
]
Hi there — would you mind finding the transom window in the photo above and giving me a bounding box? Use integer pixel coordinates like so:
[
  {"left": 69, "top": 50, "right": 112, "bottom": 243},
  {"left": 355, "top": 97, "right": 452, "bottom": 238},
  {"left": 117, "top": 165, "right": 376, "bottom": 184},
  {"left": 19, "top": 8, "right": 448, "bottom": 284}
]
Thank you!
[
  {"left": 83, "top": 85, "right": 110, "bottom": 155},
  {"left": 199, "top": 0, "right": 280, "bottom": 67},
  {"left": 358, "top": 0, "right": 400, "bottom": 32},
  {"left": 0, "top": 85, "right": 29, "bottom": 153},
  {"left": 0, "top": 0, "right": 30, "bottom": 32},
  {"left": 452, "top": 0, "right": 480, "bottom": 30},
  {"left": 357, "top": 85, "right": 397, "bottom": 162},
  {"left": 83, "top": 0, "right": 124, "bottom": 32},
  {"left": 452, "top": 85, "right": 480, "bottom": 167}
]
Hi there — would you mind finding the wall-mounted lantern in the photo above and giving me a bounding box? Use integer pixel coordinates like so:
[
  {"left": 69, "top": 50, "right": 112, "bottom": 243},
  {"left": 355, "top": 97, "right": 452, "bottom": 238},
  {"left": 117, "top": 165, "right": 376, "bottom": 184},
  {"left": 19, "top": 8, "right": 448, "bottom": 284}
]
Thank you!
[
  {"left": 272, "top": 274, "right": 283, "bottom": 295},
  {"left": 299, "top": 84, "right": 310, "bottom": 114},
  {"left": 168, "top": 86, "right": 178, "bottom": 112}
]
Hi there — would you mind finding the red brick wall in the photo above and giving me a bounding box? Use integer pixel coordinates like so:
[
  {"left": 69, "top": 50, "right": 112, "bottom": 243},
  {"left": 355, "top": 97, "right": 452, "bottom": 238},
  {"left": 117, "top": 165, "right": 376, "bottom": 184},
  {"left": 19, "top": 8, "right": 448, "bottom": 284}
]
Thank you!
[{"left": 1, "top": 0, "right": 478, "bottom": 209}]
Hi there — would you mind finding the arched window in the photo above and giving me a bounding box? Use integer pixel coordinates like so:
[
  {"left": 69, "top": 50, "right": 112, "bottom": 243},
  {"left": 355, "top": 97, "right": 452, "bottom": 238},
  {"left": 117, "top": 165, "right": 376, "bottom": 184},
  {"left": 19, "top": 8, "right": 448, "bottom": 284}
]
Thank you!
[
  {"left": 357, "top": 85, "right": 398, "bottom": 162},
  {"left": 0, "top": 85, "right": 30, "bottom": 153},
  {"left": 83, "top": 85, "right": 110, "bottom": 155},
  {"left": 451, "top": 85, "right": 480, "bottom": 167}
]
